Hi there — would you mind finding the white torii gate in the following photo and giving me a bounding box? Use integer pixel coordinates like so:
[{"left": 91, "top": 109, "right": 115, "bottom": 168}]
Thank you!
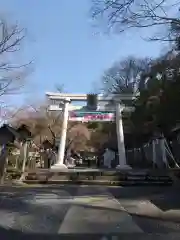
[{"left": 46, "top": 92, "right": 136, "bottom": 170}]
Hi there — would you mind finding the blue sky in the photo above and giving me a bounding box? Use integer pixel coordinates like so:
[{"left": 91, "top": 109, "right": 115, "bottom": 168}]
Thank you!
[{"left": 1, "top": 0, "right": 164, "bottom": 106}]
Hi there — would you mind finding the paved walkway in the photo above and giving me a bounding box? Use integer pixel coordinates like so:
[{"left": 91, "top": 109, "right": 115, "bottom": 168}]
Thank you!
[{"left": 0, "top": 185, "right": 179, "bottom": 238}]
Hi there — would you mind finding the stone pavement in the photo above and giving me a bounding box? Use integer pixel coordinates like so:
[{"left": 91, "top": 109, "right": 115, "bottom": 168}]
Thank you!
[{"left": 0, "top": 185, "right": 179, "bottom": 238}]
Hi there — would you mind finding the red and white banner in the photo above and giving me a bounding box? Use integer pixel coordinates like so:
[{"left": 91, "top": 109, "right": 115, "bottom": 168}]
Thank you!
[{"left": 68, "top": 111, "right": 115, "bottom": 122}]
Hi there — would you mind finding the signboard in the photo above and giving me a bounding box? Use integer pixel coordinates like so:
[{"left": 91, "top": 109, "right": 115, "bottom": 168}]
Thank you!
[{"left": 69, "top": 111, "right": 115, "bottom": 122}]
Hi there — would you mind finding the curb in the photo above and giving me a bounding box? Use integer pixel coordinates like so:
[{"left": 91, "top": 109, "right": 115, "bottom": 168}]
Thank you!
[{"left": 23, "top": 179, "right": 173, "bottom": 186}]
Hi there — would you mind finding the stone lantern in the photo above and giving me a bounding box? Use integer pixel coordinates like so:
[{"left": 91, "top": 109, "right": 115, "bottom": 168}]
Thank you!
[
  {"left": 16, "top": 124, "right": 32, "bottom": 175},
  {"left": 0, "top": 124, "right": 20, "bottom": 183}
]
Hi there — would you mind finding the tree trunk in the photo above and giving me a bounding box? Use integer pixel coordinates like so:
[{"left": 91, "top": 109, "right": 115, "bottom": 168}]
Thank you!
[
  {"left": 21, "top": 142, "right": 28, "bottom": 172},
  {"left": 43, "top": 151, "right": 49, "bottom": 169},
  {"left": 19, "top": 141, "right": 28, "bottom": 181},
  {"left": 140, "top": 146, "right": 147, "bottom": 168},
  {"left": 0, "top": 145, "right": 8, "bottom": 184},
  {"left": 15, "top": 155, "right": 20, "bottom": 169}
]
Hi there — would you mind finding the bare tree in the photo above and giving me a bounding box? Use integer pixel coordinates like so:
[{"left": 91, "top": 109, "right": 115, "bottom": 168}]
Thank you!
[
  {"left": 91, "top": 0, "right": 180, "bottom": 41},
  {"left": 24, "top": 104, "right": 63, "bottom": 146},
  {"left": 55, "top": 84, "right": 65, "bottom": 93},
  {"left": 13, "top": 102, "right": 76, "bottom": 149},
  {"left": 68, "top": 124, "right": 91, "bottom": 151},
  {"left": 101, "top": 56, "right": 151, "bottom": 95},
  {"left": 0, "top": 18, "right": 31, "bottom": 97}
]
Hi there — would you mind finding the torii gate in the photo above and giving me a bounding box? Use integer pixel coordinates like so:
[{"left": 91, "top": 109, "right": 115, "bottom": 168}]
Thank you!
[{"left": 46, "top": 92, "right": 136, "bottom": 170}]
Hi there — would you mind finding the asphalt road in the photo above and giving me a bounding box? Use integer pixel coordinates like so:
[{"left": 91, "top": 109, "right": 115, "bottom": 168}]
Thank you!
[{"left": 0, "top": 184, "right": 180, "bottom": 239}]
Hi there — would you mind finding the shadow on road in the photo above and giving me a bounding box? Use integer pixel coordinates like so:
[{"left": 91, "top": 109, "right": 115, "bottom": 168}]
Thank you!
[
  {"left": 0, "top": 226, "right": 179, "bottom": 239},
  {"left": 109, "top": 185, "right": 180, "bottom": 212},
  {"left": 1, "top": 185, "right": 180, "bottom": 213},
  {"left": 0, "top": 185, "right": 180, "bottom": 234},
  {"left": 149, "top": 188, "right": 180, "bottom": 212}
]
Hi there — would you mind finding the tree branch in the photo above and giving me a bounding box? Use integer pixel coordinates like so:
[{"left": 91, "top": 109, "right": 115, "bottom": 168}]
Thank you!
[{"left": 91, "top": 0, "right": 180, "bottom": 40}]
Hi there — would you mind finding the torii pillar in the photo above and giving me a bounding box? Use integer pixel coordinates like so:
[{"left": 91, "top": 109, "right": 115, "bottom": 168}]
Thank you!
[
  {"left": 51, "top": 98, "right": 70, "bottom": 169},
  {"left": 115, "top": 102, "right": 131, "bottom": 170}
]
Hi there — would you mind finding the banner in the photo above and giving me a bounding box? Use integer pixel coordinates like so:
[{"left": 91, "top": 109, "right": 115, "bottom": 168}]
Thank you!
[{"left": 69, "top": 111, "right": 115, "bottom": 122}]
